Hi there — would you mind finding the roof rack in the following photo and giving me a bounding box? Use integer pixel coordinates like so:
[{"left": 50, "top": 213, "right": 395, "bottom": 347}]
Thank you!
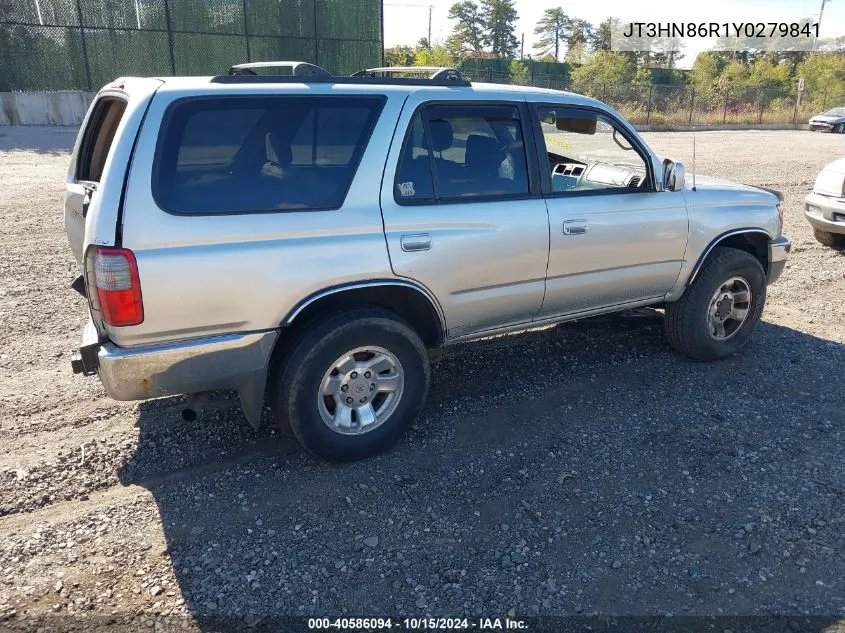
[
  {"left": 228, "top": 61, "right": 332, "bottom": 77},
  {"left": 212, "top": 61, "right": 470, "bottom": 86},
  {"left": 351, "top": 66, "right": 465, "bottom": 81}
]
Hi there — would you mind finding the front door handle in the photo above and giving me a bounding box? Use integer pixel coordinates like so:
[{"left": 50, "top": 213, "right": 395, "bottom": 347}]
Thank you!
[
  {"left": 563, "top": 219, "right": 588, "bottom": 235},
  {"left": 401, "top": 233, "right": 431, "bottom": 252}
]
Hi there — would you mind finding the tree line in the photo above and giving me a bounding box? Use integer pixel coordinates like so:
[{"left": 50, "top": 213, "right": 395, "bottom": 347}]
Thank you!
[{"left": 384, "top": 2, "right": 845, "bottom": 98}]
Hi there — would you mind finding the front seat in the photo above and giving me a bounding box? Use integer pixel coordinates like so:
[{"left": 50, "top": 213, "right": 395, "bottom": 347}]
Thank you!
[
  {"left": 427, "top": 119, "right": 453, "bottom": 159},
  {"left": 262, "top": 132, "right": 293, "bottom": 179},
  {"left": 427, "top": 119, "right": 460, "bottom": 195},
  {"left": 464, "top": 135, "right": 506, "bottom": 191}
]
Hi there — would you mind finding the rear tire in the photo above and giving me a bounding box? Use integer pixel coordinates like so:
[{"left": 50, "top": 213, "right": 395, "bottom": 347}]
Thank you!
[
  {"left": 665, "top": 247, "right": 766, "bottom": 361},
  {"left": 269, "top": 307, "right": 429, "bottom": 462},
  {"left": 813, "top": 228, "right": 845, "bottom": 248}
]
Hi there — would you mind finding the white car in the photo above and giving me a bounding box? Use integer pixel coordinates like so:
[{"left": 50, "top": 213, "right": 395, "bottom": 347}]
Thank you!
[
  {"left": 806, "top": 157, "right": 845, "bottom": 247},
  {"left": 809, "top": 107, "right": 845, "bottom": 133}
]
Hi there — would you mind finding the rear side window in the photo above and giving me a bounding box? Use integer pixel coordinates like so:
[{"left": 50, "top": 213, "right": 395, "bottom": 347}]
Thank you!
[
  {"left": 394, "top": 103, "right": 529, "bottom": 203},
  {"left": 77, "top": 97, "right": 127, "bottom": 182},
  {"left": 153, "top": 96, "right": 385, "bottom": 214}
]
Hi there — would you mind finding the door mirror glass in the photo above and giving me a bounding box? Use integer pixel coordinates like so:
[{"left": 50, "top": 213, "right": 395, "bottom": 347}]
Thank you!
[{"left": 663, "top": 159, "right": 685, "bottom": 192}]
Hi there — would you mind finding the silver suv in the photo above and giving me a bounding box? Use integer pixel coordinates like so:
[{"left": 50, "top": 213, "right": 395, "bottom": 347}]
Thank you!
[{"left": 66, "top": 64, "right": 791, "bottom": 461}]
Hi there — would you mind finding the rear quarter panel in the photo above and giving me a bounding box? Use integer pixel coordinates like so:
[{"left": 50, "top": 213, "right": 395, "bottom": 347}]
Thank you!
[
  {"left": 70, "top": 80, "right": 162, "bottom": 266},
  {"left": 114, "top": 85, "right": 405, "bottom": 347}
]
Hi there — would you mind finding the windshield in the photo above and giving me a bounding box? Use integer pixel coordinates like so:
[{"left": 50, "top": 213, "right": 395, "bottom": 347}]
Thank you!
[{"left": 823, "top": 107, "right": 845, "bottom": 116}]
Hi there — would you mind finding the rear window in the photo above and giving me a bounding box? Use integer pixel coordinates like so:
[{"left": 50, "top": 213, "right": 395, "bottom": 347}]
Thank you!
[
  {"left": 153, "top": 95, "right": 385, "bottom": 214},
  {"left": 77, "top": 97, "right": 127, "bottom": 182}
]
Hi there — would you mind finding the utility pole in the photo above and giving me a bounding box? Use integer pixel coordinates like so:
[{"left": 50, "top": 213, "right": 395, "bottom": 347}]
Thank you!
[
  {"left": 813, "top": 0, "right": 831, "bottom": 53},
  {"left": 818, "top": 0, "right": 829, "bottom": 28},
  {"left": 428, "top": 5, "right": 432, "bottom": 49},
  {"left": 521, "top": 32, "right": 524, "bottom": 59}
]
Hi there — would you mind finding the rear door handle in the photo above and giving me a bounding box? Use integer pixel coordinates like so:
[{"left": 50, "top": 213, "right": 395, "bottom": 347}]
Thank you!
[
  {"left": 401, "top": 233, "right": 431, "bottom": 252},
  {"left": 563, "top": 220, "right": 588, "bottom": 235}
]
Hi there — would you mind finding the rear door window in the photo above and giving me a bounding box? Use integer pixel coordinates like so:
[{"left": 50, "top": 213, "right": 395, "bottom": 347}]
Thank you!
[
  {"left": 394, "top": 103, "right": 530, "bottom": 203},
  {"left": 153, "top": 96, "right": 385, "bottom": 214},
  {"left": 77, "top": 97, "right": 127, "bottom": 183}
]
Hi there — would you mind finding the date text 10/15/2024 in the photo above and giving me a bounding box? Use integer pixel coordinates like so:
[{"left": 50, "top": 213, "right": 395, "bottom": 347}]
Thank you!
[{"left": 307, "top": 618, "right": 528, "bottom": 630}]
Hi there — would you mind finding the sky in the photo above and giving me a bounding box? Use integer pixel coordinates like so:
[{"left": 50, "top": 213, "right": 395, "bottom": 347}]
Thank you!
[{"left": 383, "top": 0, "right": 845, "bottom": 68}]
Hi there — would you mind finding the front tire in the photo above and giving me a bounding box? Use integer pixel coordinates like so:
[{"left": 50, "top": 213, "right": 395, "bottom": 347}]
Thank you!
[
  {"left": 269, "top": 307, "right": 430, "bottom": 461},
  {"left": 665, "top": 247, "right": 766, "bottom": 361},
  {"left": 813, "top": 228, "right": 845, "bottom": 248},
  {"left": 834, "top": 123, "right": 844, "bottom": 134}
]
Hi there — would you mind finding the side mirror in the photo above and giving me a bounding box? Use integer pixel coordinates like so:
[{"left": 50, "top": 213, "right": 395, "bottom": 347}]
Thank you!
[{"left": 663, "top": 159, "right": 685, "bottom": 192}]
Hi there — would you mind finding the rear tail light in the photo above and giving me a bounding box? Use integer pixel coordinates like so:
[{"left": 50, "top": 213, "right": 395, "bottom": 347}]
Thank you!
[{"left": 90, "top": 247, "right": 144, "bottom": 326}]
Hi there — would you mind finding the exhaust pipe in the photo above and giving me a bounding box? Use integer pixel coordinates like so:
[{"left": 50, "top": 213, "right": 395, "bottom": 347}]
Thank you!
[{"left": 181, "top": 392, "right": 211, "bottom": 422}]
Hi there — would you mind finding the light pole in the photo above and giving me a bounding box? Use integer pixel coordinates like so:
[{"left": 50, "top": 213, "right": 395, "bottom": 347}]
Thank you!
[{"left": 812, "top": 0, "right": 831, "bottom": 53}]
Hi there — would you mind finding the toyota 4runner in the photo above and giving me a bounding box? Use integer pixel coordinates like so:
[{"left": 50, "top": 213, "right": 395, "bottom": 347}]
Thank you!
[{"left": 65, "top": 64, "right": 791, "bottom": 461}]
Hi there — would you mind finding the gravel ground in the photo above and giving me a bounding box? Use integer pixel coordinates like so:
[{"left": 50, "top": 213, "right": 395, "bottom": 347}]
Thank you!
[{"left": 0, "top": 127, "right": 844, "bottom": 632}]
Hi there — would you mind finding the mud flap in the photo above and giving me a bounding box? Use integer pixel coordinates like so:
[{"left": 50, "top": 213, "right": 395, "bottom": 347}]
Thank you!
[
  {"left": 71, "top": 275, "right": 87, "bottom": 298},
  {"left": 238, "top": 379, "right": 267, "bottom": 429}
]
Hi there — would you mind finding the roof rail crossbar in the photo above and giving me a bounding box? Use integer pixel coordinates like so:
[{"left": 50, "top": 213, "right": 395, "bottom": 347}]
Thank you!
[
  {"left": 211, "top": 75, "right": 470, "bottom": 87},
  {"left": 228, "top": 61, "right": 332, "bottom": 77},
  {"left": 211, "top": 75, "right": 470, "bottom": 88},
  {"left": 352, "top": 66, "right": 465, "bottom": 82}
]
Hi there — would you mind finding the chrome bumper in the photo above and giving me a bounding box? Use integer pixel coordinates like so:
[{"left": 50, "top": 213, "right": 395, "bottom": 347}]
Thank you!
[
  {"left": 805, "top": 192, "right": 845, "bottom": 235},
  {"left": 767, "top": 235, "right": 791, "bottom": 284},
  {"left": 74, "top": 322, "right": 278, "bottom": 425}
]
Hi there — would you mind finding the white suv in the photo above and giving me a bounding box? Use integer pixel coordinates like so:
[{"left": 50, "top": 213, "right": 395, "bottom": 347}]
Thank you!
[{"left": 65, "top": 64, "right": 791, "bottom": 461}]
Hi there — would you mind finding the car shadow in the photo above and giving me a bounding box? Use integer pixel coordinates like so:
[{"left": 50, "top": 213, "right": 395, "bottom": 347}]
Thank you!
[{"left": 117, "top": 311, "right": 845, "bottom": 631}]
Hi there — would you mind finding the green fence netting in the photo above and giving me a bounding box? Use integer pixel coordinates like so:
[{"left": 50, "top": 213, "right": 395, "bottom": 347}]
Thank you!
[{"left": 0, "top": 0, "right": 383, "bottom": 90}]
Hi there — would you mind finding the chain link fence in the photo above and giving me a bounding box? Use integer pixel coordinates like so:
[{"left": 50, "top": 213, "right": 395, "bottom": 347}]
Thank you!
[
  {"left": 462, "top": 69, "right": 844, "bottom": 127},
  {"left": 0, "top": 0, "right": 383, "bottom": 91}
]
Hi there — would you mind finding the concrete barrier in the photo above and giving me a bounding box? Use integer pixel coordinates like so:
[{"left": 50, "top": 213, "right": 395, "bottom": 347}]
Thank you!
[{"left": 0, "top": 92, "right": 95, "bottom": 126}]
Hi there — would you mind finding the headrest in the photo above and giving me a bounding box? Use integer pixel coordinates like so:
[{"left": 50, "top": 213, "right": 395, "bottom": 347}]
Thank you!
[
  {"left": 265, "top": 132, "right": 292, "bottom": 166},
  {"left": 427, "top": 119, "right": 453, "bottom": 153},
  {"left": 465, "top": 135, "right": 504, "bottom": 170}
]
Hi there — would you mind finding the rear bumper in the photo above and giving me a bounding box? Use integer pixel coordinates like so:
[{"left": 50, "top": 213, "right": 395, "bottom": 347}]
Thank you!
[
  {"left": 767, "top": 235, "right": 790, "bottom": 284},
  {"left": 73, "top": 322, "right": 278, "bottom": 403},
  {"left": 805, "top": 192, "right": 845, "bottom": 235}
]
